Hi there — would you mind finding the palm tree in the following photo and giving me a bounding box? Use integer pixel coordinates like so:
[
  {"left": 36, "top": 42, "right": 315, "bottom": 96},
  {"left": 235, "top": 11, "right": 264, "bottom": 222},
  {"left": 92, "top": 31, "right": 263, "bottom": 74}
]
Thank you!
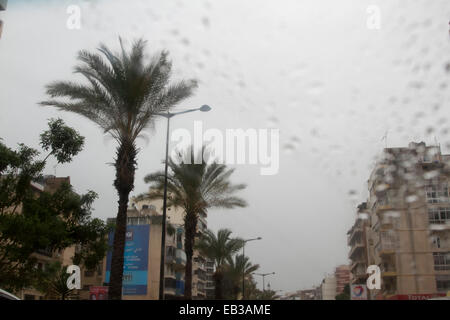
[
  {"left": 40, "top": 38, "right": 197, "bottom": 299},
  {"left": 256, "top": 288, "right": 281, "bottom": 300},
  {"left": 38, "top": 264, "right": 78, "bottom": 300},
  {"left": 141, "top": 147, "right": 247, "bottom": 299},
  {"left": 225, "top": 254, "right": 259, "bottom": 299},
  {"left": 196, "top": 229, "right": 244, "bottom": 299}
]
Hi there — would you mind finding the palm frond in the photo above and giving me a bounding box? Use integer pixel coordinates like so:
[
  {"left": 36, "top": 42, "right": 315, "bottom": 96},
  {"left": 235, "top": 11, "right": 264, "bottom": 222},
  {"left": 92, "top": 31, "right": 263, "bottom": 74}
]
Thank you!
[{"left": 40, "top": 38, "right": 197, "bottom": 144}]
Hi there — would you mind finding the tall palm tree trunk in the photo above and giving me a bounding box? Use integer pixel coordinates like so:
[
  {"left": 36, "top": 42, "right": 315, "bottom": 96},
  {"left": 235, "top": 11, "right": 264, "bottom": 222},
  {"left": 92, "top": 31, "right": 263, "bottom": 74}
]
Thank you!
[
  {"left": 214, "top": 270, "right": 223, "bottom": 300},
  {"left": 184, "top": 211, "right": 197, "bottom": 300},
  {"left": 233, "top": 285, "right": 240, "bottom": 300},
  {"left": 109, "top": 140, "right": 137, "bottom": 300}
]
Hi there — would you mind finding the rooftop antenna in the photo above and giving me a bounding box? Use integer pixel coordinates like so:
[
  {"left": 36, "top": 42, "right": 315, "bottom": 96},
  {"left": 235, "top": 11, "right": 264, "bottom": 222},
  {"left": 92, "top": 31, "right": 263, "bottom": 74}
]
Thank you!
[{"left": 381, "top": 130, "right": 388, "bottom": 148}]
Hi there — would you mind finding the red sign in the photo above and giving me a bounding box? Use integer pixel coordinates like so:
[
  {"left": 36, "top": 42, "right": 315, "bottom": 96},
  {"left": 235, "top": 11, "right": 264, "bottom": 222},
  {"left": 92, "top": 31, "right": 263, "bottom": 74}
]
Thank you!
[
  {"left": 388, "top": 293, "right": 446, "bottom": 300},
  {"left": 89, "top": 286, "right": 109, "bottom": 300}
]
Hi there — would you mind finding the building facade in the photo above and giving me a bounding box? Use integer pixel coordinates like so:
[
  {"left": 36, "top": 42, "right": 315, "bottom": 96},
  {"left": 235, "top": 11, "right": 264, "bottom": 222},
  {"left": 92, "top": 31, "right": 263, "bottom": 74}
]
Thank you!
[
  {"left": 129, "top": 197, "right": 213, "bottom": 299},
  {"left": 14, "top": 176, "right": 78, "bottom": 300},
  {"left": 334, "top": 265, "right": 350, "bottom": 294},
  {"left": 348, "top": 142, "right": 450, "bottom": 299},
  {"left": 348, "top": 203, "right": 370, "bottom": 288},
  {"left": 321, "top": 274, "right": 337, "bottom": 300},
  {"left": 100, "top": 202, "right": 187, "bottom": 300}
]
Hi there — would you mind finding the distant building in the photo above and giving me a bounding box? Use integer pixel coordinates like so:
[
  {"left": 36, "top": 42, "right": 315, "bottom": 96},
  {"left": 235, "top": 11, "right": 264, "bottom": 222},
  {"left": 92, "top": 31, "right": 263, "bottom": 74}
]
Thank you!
[
  {"left": 297, "top": 289, "right": 317, "bottom": 300},
  {"left": 321, "top": 274, "right": 337, "bottom": 300},
  {"left": 348, "top": 202, "right": 370, "bottom": 287},
  {"left": 335, "top": 265, "right": 350, "bottom": 294}
]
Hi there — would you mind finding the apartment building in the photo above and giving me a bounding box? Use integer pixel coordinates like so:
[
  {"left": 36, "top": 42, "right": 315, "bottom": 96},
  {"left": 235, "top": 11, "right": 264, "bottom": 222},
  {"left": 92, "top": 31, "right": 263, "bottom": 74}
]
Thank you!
[
  {"left": 0, "top": 0, "right": 7, "bottom": 39},
  {"left": 349, "top": 142, "right": 450, "bottom": 299},
  {"left": 15, "top": 176, "right": 78, "bottom": 300},
  {"left": 320, "top": 274, "right": 337, "bottom": 300},
  {"left": 130, "top": 197, "right": 212, "bottom": 299},
  {"left": 192, "top": 210, "right": 210, "bottom": 299},
  {"left": 205, "top": 258, "right": 215, "bottom": 299},
  {"left": 348, "top": 202, "right": 370, "bottom": 287},
  {"left": 101, "top": 203, "right": 187, "bottom": 300},
  {"left": 334, "top": 265, "right": 350, "bottom": 294}
]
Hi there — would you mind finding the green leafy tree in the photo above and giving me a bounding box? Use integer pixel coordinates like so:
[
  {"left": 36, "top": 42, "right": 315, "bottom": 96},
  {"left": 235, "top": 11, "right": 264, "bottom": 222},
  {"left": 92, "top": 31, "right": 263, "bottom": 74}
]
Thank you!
[
  {"left": 0, "top": 119, "right": 108, "bottom": 293},
  {"left": 196, "top": 229, "right": 244, "bottom": 300},
  {"left": 141, "top": 147, "right": 247, "bottom": 299},
  {"left": 335, "top": 283, "right": 350, "bottom": 300},
  {"left": 40, "top": 38, "right": 197, "bottom": 299},
  {"left": 223, "top": 254, "right": 259, "bottom": 299}
]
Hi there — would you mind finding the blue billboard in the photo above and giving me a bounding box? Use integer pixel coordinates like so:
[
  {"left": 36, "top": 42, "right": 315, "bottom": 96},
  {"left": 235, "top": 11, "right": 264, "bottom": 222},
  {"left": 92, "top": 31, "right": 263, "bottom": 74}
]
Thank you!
[{"left": 105, "top": 224, "right": 150, "bottom": 295}]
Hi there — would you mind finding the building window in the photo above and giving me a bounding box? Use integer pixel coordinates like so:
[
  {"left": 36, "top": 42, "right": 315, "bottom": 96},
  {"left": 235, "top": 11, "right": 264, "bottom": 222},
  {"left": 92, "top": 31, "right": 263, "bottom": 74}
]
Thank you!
[
  {"left": 165, "top": 278, "right": 177, "bottom": 289},
  {"left": 428, "top": 207, "right": 450, "bottom": 224},
  {"left": 431, "top": 236, "right": 441, "bottom": 249},
  {"left": 84, "top": 270, "right": 95, "bottom": 277},
  {"left": 433, "top": 252, "right": 450, "bottom": 271},
  {"left": 426, "top": 184, "right": 449, "bottom": 203},
  {"left": 436, "top": 275, "right": 450, "bottom": 292}
]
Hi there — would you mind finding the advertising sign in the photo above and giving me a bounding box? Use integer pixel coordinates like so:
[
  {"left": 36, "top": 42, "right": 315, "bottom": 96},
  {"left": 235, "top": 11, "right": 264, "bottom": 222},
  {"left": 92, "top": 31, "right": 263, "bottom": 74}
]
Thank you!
[
  {"left": 105, "top": 224, "right": 150, "bottom": 295},
  {"left": 388, "top": 293, "right": 446, "bottom": 300},
  {"left": 89, "top": 286, "right": 108, "bottom": 300},
  {"left": 350, "top": 284, "right": 368, "bottom": 300}
]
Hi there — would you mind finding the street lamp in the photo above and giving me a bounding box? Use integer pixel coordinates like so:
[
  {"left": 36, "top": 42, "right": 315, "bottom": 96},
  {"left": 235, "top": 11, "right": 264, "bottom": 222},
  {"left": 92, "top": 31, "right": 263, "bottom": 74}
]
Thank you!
[
  {"left": 253, "top": 272, "right": 275, "bottom": 292},
  {"left": 157, "top": 105, "right": 211, "bottom": 300},
  {"left": 241, "top": 237, "right": 261, "bottom": 300}
]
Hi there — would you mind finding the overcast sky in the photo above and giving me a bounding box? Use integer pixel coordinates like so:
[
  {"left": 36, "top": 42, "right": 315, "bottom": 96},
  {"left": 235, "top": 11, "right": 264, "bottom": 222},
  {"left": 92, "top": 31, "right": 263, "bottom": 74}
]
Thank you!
[{"left": 1, "top": 0, "right": 449, "bottom": 293}]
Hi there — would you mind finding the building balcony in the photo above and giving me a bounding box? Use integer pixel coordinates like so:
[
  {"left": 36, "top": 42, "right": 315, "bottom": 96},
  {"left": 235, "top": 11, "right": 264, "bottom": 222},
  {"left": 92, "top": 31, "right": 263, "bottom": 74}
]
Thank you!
[
  {"left": 166, "top": 247, "right": 186, "bottom": 271},
  {"left": 350, "top": 260, "right": 367, "bottom": 272},
  {"left": 351, "top": 263, "right": 367, "bottom": 282},
  {"left": 381, "top": 278, "right": 397, "bottom": 296},
  {"left": 375, "top": 241, "right": 396, "bottom": 256},
  {"left": 174, "top": 249, "right": 187, "bottom": 270},
  {"left": 429, "top": 221, "right": 450, "bottom": 232},
  {"left": 348, "top": 242, "right": 365, "bottom": 260},
  {"left": 374, "top": 203, "right": 393, "bottom": 213},
  {"left": 374, "top": 231, "right": 398, "bottom": 256},
  {"left": 347, "top": 226, "right": 363, "bottom": 245},
  {"left": 164, "top": 278, "right": 177, "bottom": 296},
  {"left": 379, "top": 263, "right": 397, "bottom": 277}
]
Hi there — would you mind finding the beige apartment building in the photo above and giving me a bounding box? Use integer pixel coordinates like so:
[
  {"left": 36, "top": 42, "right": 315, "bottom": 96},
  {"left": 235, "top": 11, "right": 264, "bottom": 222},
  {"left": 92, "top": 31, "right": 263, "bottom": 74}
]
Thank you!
[
  {"left": 14, "top": 176, "right": 79, "bottom": 300},
  {"left": 97, "top": 202, "right": 187, "bottom": 300},
  {"left": 321, "top": 274, "right": 337, "bottom": 300},
  {"left": 129, "top": 197, "right": 213, "bottom": 299},
  {"left": 348, "top": 142, "right": 450, "bottom": 299},
  {"left": 335, "top": 265, "right": 350, "bottom": 294},
  {"left": 348, "top": 202, "right": 370, "bottom": 287}
]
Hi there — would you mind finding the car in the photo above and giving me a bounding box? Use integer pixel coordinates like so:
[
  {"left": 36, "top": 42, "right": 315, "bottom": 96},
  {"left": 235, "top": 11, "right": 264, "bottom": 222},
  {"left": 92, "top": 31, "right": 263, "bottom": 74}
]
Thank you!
[{"left": 0, "top": 289, "right": 21, "bottom": 300}]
